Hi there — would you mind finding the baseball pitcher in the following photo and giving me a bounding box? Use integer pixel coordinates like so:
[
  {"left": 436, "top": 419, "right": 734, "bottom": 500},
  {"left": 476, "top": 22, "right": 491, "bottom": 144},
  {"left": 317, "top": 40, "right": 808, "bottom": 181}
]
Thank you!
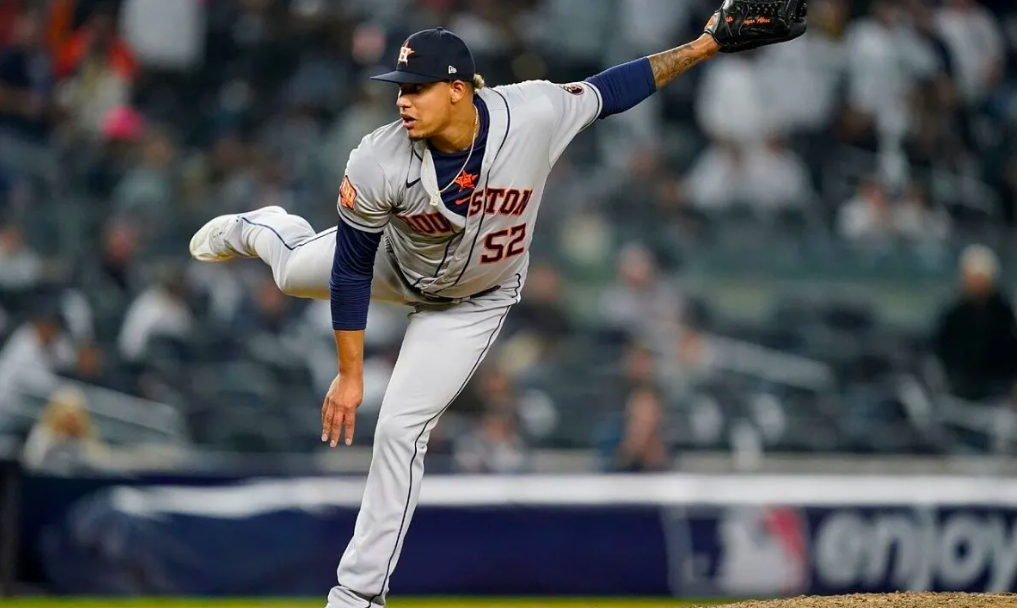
[{"left": 188, "top": 2, "right": 807, "bottom": 606}]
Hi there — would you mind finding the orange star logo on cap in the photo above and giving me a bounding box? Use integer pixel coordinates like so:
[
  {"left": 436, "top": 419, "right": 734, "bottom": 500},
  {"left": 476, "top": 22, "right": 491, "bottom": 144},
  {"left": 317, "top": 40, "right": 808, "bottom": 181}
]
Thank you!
[{"left": 398, "top": 42, "right": 415, "bottom": 65}]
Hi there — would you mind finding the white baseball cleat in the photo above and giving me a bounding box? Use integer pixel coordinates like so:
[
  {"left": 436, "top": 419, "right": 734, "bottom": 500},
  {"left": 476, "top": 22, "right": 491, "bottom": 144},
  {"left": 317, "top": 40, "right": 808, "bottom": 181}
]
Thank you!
[{"left": 189, "top": 206, "right": 287, "bottom": 262}]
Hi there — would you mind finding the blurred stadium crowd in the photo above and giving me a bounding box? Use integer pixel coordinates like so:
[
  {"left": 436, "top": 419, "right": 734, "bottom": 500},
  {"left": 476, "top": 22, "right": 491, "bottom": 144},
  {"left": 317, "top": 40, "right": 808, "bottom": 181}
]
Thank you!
[{"left": 1, "top": 0, "right": 1017, "bottom": 475}]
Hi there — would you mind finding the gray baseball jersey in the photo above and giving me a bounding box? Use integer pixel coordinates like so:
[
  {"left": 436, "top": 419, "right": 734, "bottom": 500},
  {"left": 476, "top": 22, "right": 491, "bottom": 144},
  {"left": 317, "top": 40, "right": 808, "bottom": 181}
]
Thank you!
[
  {"left": 336, "top": 79, "right": 603, "bottom": 302},
  {"left": 218, "top": 78, "right": 606, "bottom": 608}
]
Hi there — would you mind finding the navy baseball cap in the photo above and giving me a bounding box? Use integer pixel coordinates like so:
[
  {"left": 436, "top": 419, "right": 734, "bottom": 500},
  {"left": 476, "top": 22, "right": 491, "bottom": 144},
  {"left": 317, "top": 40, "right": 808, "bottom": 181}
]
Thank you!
[{"left": 371, "top": 27, "right": 476, "bottom": 85}]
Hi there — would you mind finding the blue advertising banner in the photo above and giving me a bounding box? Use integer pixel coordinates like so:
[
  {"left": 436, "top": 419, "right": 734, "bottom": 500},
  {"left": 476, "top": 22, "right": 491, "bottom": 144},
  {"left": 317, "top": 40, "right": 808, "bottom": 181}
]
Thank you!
[
  {"left": 20, "top": 474, "right": 1017, "bottom": 597},
  {"left": 665, "top": 505, "right": 1017, "bottom": 597},
  {"left": 12, "top": 472, "right": 278, "bottom": 586},
  {"left": 38, "top": 487, "right": 671, "bottom": 596}
]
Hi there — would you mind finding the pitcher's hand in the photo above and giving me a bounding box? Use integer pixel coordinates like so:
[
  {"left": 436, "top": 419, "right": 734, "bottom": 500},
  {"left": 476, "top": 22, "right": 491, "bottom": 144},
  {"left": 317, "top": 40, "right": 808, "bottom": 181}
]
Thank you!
[{"left": 321, "top": 374, "right": 363, "bottom": 447}]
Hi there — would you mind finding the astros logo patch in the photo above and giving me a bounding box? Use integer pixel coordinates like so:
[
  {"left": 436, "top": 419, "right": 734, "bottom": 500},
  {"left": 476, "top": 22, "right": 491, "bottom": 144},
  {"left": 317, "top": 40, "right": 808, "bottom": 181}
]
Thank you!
[
  {"left": 398, "top": 42, "right": 415, "bottom": 65},
  {"left": 340, "top": 176, "right": 357, "bottom": 209},
  {"left": 557, "top": 83, "right": 584, "bottom": 96},
  {"left": 454, "top": 171, "right": 477, "bottom": 191}
]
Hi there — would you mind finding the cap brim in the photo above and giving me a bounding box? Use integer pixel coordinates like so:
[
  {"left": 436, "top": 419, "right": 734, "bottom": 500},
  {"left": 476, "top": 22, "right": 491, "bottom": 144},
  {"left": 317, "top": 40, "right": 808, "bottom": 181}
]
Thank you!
[{"left": 369, "top": 70, "right": 445, "bottom": 84}]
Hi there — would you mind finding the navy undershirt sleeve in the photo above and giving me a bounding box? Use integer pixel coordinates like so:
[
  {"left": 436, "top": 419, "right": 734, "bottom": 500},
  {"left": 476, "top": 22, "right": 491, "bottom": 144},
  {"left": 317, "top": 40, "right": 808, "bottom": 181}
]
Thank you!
[
  {"left": 330, "top": 220, "right": 382, "bottom": 331},
  {"left": 585, "top": 57, "right": 658, "bottom": 119}
]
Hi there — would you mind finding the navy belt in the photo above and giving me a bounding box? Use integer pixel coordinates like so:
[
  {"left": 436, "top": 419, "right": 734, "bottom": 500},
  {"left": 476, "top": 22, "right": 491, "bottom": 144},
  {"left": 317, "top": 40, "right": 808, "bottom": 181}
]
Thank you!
[{"left": 419, "top": 284, "right": 501, "bottom": 304}]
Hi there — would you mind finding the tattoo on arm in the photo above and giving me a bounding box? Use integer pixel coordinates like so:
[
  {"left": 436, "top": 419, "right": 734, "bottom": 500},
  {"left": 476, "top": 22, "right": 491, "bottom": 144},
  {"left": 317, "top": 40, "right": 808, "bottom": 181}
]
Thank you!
[{"left": 648, "top": 36, "right": 719, "bottom": 89}]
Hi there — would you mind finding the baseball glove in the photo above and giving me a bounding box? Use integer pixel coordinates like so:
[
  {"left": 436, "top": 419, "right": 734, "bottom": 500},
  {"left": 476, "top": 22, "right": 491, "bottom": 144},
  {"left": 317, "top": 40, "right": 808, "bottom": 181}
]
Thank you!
[{"left": 704, "top": 0, "right": 808, "bottom": 53}]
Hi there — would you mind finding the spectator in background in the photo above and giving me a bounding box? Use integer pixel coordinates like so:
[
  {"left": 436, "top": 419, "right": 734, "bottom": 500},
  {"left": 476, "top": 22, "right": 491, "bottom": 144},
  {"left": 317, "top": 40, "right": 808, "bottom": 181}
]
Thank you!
[
  {"left": 231, "top": 272, "right": 295, "bottom": 336},
  {"left": 55, "top": 3, "right": 138, "bottom": 139},
  {"left": 77, "top": 218, "right": 141, "bottom": 335},
  {"left": 319, "top": 82, "right": 394, "bottom": 192},
  {"left": 838, "top": 176, "right": 893, "bottom": 242},
  {"left": 933, "top": 244, "right": 1017, "bottom": 402},
  {"left": 0, "top": 222, "right": 43, "bottom": 297},
  {"left": 112, "top": 123, "right": 177, "bottom": 226},
  {"left": 81, "top": 104, "right": 146, "bottom": 201},
  {"left": 60, "top": 341, "right": 127, "bottom": 392},
  {"left": 598, "top": 243, "right": 683, "bottom": 348},
  {"left": 0, "top": 7, "right": 61, "bottom": 208},
  {"left": 207, "top": 131, "right": 259, "bottom": 215},
  {"left": 21, "top": 385, "right": 109, "bottom": 473},
  {"left": 505, "top": 262, "right": 573, "bottom": 357},
  {"left": 36, "top": 280, "right": 97, "bottom": 348},
  {"left": 0, "top": 8, "right": 58, "bottom": 144},
  {"left": 120, "top": 0, "right": 204, "bottom": 72},
  {"left": 611, "top": 387, "right": 668, "bottom": 472},
  {"left": 118, "top": 265, "right": 193, "bottom": 363},
  {"left": 602, "top": 145, "right": 675, "bottom": 239},
  {"left": 659, "top": 311, "right": 720, "bottom": 403},
  {"left": 595, "top": 373, "right": 670, "bottom": 473},
  {"left": 230, "top": 272, "right": 311, "bottom": 378},
  {"left": 695, "top": 50, "right": 777, "bottom": 147},
  {"left": 596, "top": 0, "right": 691, "bottom": 162},
  {"left": 898, "top": 0, "right": 971, "bottom": 173},
  {"left": 902, "top": 77, "right": 969, "bottom": 174},
  {"left": 445, "top": 0, "right": 520, "bottom": 62},
  {"left": 452, "top": 359, "right": 558, "bottom": 446},
  {"left": 596, "top": 338, "right": 661, "bottom": 421},
  {"left": 595, "top": 338, "right": 670, "bottom": 472},
  {"left": 452, "top": 364, "right": 534, "bottom": 474},
  {"left": 935, "top": 0, "right": 1006, "bottom": 109},
  {"left": 0, "top": 301, "right": 76, "bottom": 407},
  {"left": 841, "top": 0, "right": 941, "bottom": 153},
  {"left": 621, "top": 340, "right": 658, "bottom": 394},
  {"left": 839, "top": 177, "right": 951, "bottom": 244},
  {"left": 684, "top": 139, "right": 813, "bottom": 213},
  {"left": 453, "top": 408, "right": 530, "bottom": 474},
  {"left": 755, "top": 0, "right": 847, "bottom": 138},
  {"left": 742, "top": 139, "right": 815, "bottom": 213},
  {"left": 530, "top": 0, "right": 613, "bottom": 83},
  {"left": 246, "top": 149, "right": 297, "bottom": 213},
  {"left": 892, "top": 181, "right": 952, "bottom": 243}
]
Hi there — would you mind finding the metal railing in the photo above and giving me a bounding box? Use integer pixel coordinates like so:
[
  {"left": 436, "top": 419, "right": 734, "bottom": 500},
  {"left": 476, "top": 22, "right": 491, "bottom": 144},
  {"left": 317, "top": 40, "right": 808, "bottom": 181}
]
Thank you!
[
  {"left": 0, "top": 375, "right": 190, "bottom": 447},
  {"left": 706, "top": 333, "right": 835, "bottom": 391}
]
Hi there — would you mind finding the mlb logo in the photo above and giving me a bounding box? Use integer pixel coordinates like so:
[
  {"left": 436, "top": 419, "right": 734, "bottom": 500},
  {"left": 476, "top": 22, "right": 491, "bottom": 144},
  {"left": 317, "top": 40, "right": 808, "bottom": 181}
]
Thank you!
[
  {"left": 715, "top": 506, "right": 809, "bottom": 596},
  {"left": 665, "top": 505, "right": 810, "bottom": 598},
  {"left": 340, "top": 176, "right": 357, "bottom": 209},
  {"left": 557, "top": 83, "right": 585, "bottom": 96}
]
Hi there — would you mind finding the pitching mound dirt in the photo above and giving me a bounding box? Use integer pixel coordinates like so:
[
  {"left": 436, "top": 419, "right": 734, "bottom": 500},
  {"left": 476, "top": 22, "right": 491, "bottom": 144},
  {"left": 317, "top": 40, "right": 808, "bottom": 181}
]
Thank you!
[{"left": 704, "top": 592, "right": 1017, "bottom": 608}]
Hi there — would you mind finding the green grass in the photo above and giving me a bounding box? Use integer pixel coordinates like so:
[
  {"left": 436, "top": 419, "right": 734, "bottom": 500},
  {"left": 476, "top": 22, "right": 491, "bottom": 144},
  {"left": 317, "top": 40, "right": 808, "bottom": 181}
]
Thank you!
[{"left": 0, "top": 598, "right": 736, "bottom": 608}]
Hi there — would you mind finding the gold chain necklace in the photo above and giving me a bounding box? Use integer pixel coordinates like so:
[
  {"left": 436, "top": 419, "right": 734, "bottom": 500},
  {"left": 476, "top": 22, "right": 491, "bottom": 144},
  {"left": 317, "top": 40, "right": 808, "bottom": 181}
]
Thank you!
[{"left": 430, "top": 106, "right": 480, "bottom": 208}]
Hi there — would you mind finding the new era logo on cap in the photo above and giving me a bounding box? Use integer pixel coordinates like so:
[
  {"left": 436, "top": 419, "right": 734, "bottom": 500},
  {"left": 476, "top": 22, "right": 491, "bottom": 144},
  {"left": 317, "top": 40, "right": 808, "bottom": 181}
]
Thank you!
[{"left": 371, "top": 27, "right": 476, "bottom": 85}]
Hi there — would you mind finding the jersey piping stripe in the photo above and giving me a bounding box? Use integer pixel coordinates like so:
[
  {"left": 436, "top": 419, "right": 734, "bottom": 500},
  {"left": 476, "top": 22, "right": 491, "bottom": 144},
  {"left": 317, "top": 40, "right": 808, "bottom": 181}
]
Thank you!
[
  {"left": 491, "top": 89, "right": 513, "bottom": 159},
  {"left": 241, "top": 218, "right": 337, "bottom": 251},
  {"left": 384, "top": 237, "right": 417, "bottom": 291},
  {"left": 428, "top": 232, "right": 460, "bottom": 283},
  {"left": 582, "top": 81, "right": 604, "bottom": 129},
  {"left": 408, "top": 231, "right": 461, "bottom": 289},
  {"left": 364, "top": 273, "right": 522, "bottom": 608},
  {"left": 440, "top": 88, "right": 512, "bottom": 293}
]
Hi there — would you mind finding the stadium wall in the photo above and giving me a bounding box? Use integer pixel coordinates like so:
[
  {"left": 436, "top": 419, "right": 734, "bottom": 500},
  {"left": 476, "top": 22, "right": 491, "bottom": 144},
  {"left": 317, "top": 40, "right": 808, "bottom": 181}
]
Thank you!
[{"left": 9, "top": 472, "right": 1017, "bottom": 598}]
